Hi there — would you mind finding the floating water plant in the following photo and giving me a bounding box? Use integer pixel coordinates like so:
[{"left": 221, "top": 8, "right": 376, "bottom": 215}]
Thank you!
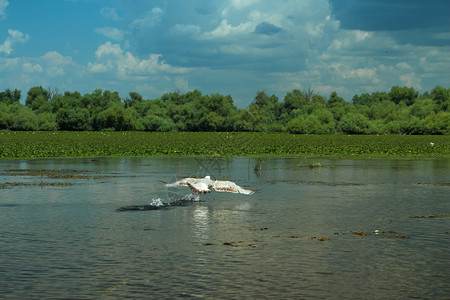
[{"left": 1, "top": 132, "right": 449, "bottom": 159}]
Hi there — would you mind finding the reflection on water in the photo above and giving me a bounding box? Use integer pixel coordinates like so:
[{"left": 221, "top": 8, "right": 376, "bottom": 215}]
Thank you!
[{"left": 0, "top": 157, "right": 449, "bottom": 299}]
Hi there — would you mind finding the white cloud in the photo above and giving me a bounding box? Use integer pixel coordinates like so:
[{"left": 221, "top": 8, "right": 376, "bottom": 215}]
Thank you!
[
  {"left": 230, "top": 0, "right": 260, "bottom": 10},
  {"left": 100, "top": 7, "right": 120, "bottom": 21},
  {"left": 169, "top": 24, "right": 201, "bottom": 38},
  {"left": 39, "top": 51, "right": 74, "bottom": 77},
  {"left": 87, "top": 62, "right": 110, "bottom": 73},
  {"left": 41, "top": 51, "right": 72, "bottom": 64},
  {"left": 327, "top": 30, "right": 373, "bottom": 53},
  {"left": 396, "top": 62, "right": 413, "bottom": 71},
  {"left": 306, "top": 22, "right": 325, "bottom": 37},
  {"left": 95, "top": 41, "right": 122, "bottom": 58},
  {"left": 328, "top": 63, "right": 379, "bottom": 83},
  {"left": 22, "top": 62, "right": 42, "bottom": 73},
  {"left": 0, "top": 51, "right": 83, "bottom": 97},
  {"left": 400, "top": 72, "right": 422, "bottom": 89},
  {"left": 0, "top": 0, "right": 8, "bottom": 20},
  {"left": 131, "top": 7, "right": 164, "bottom": 30},
  {"left": 0, "top": 29, "right": 30, "bottom": 55},
  {"left": 174, "top": 77, "right": 190, "bottom": 92},
  {"left": 203, "top": 19, "right": 254, "bottom": 39},
  {"left": 94, "top": 27, "right": 125, "bottom": 40},
  {"left": 88, "top": 42, "right": 188, "bottom": 78},
  {"left": 1, "top": 0, "right": 448, "bottom": 105},
  {"left": 0, "top": 56, "right": 19, "bottom": 71}
]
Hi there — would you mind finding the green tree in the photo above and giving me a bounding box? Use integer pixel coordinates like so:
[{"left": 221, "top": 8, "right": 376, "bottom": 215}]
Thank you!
[
  {"left": 234, "top": 109, "right": 269, "bottom": 132},
  {"left": 367, "top": 101, "right": 396, "bottom": 120},
  {"left": 389, "top": 86, "right": 418, "bottom": 105},
  {"left": 87, "top": 89, "right": 121, "bottom": 114},
  {"left": 139, "top": 114, "right": 176, "bottom": 132},
  {"left": 339, "top": 112, "right": 370, "bottom": 134},
  {"left": 325, "top": 92, "right": 352, "bottom": 122},
  {"left": 409, "top": 99, "right": 435, "bottom": 119},
  {"left": 423, "top": 112, "right": 450, "bottom": 134},
  {"left": 161, "top": 90, "right": 186, "bottom": 105},
  {"left": 12, "top": 109, "right": 39, "bottom": 130},
  {"left": 124, "top": 92, "right": 144, "bottom": 108},
  {"left": 0, "top": 103, "right": 14, "bottom": 129},
  {"left": 198, "top": 111, "right": 226, "bottom": 131},
  {"left": 122, "top": 107, "right": 141, "bottom": 131},
  {"left": 284, "top": 89, "right": 309, "bottom": 111},
  {"left": 327, "top": 91, "right": 346, "bottom": 107},
  {"left": 25, "top": 86, "right": 51, "bottom": 111},
  {"left": 287, "top": 109, "right": 335, "bottom": 134},
  {"left": 287, "top": 115, "right": 321, "bottom": 134},
  {"left": 0, "top": 104, "right": 39, "bottom": 130},
  {"left": 314, "top": 109, "right": 336, "bottom": 133},
  {"left": 352, "top": 93, "right": 372, "bottom": 106},
  {"left": 197, "top": 93, "right": 237, "bottom": 131},
  {"left": 430, "top": 85, "right": 450, "bottom": 111},
  {"left": 352, "top": 91, "right": 390, "bottom": 106},
  {"left": 0, "top": 88, "right": 21, "bottom": 104},
  {"left": 94, "top": 104, "right": 125, "bottom": 131},
  {"left": 56, "top": 107, "right": 92, "bottom": 131},
  {"left": 246, "top": 91, "right": 282, "bottom": 131},
  {"left": 37, "top": 112, "right": 58, "bottom": 131}
]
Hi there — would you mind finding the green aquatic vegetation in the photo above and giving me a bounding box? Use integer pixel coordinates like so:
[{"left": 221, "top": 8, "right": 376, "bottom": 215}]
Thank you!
[
  {"left": 2, "top": 168, "right": 89, "bottom": 178},
  {"left": 0, "top": 167, "right": 141, "bottom": 189},
  {"left": 0, "top": 131, "right": 449, "bottom": 159},
  {"left": 410, "top": 215, "right": 449, "bottom": 219},
  {"left": 0, "top": 182, "right": 73, "bottom": 188}
]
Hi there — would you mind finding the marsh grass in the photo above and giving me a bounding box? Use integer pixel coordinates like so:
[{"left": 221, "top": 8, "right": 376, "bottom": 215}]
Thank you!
[{"left": 0, "top": 131, "right": 448, "bottom": 159}]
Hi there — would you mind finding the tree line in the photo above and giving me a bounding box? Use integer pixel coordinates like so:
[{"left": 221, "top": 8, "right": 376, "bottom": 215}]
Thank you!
[{"left": 0, "top": 85, "right": 449, "bottom": 134}]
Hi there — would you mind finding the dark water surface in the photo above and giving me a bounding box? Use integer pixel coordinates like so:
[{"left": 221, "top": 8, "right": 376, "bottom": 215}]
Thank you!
[{"left": 1, "top": 157, "right": 449, "bottom": 299}]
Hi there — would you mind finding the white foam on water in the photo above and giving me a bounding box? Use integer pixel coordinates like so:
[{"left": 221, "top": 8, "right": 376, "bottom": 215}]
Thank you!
[{"left": 149, "top": 198, "right": 164, "bottom": 207}]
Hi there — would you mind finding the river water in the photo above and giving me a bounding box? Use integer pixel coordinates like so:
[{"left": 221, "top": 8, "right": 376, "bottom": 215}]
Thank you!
[{"left": 0, "top": 157, "right": 449, "bottom": 299}]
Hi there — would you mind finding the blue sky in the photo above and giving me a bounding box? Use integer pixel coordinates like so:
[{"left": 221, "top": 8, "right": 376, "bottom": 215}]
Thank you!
[{"left": 1, "top": 0, "right": 449, "bottom": 107}]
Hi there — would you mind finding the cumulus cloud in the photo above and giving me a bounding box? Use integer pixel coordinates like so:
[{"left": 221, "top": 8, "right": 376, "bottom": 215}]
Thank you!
[
  {"left": 400, "top": 72, "right": 422, "bottom": 88},
  {"left": 126, "top": 0, "right": 335, "bottom": 75},
  {"left": 0, "top": 50, "right": 83, "bottom": 96},
  {"left": 0, "top": 0, "right": 8, "bottom": 20},
  {"left": 88, "top": 41, "right": 188, "bottom": 78},
  {"left": 329, "top": 0, "right": 450, "bottom": 47},
  {"left": 100, "top": 7, "right": 120, "bottom": 21},
  {"left": 253, "top": 22, "right": 282, "bottom": 35},
  {"left": 94, "top": 27, "right": 125, "bottom": 40},
  {"left": 21, "top": 51, "right": 75, "bottom": 77},
  {"left": 0, "top": 56, "right": 19, "bottom": 71},
  {"left": 0, "top": 29, "right": 30, "bottom": 55},
  {"left": 131, "top": 7, "right": 164, "bottom": 30},
  {"left": 329, "top": 63, "right": 379, "bottom": 83},
  {"left": 1, "top": 0, "right": 448, "bottom": 105},
  {"left": 230, "top": 0, "right": 260, "bottom": 10},
  {"left": 203, "top": 19, "right": 254, "bottom": 39},
  {"left": 22, "top": 61, "right": 42, "bottom": 73}
]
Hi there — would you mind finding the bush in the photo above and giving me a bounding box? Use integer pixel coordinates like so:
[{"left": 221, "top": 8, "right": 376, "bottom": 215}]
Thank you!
[
  {"left": 288, "top": 115, "right": 329, "bottom": 134},
  {"left": 338, "top": 113, "right": 370, "bottom": 134},
  {"left": 140, "top": 114, "right": 177, "bottom": 132},
  {"left": 56, "top": 107, "right": 92, "bottom": 131},
  {"left": 423, "top": 112, "right": 450, "bottom": 134},
  {"left": 37, "top": 112, "right": 58, "bottom": 131}
]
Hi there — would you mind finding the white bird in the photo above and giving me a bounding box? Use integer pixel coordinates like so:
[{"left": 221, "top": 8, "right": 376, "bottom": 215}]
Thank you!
[{"left": 161, "top": 175, "right": 255, "bottom": 201}]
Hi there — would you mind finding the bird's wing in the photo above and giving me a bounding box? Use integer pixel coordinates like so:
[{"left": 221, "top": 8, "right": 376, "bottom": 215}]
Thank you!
[
  {"left": 161, "top": 178, "right": 195, "bottom": 187},
  {"left": 187, "top": 182, "right": 211, "bottom": 194},
  {"left": 212, "top": 180, "right": 255, "bottom": 195}
]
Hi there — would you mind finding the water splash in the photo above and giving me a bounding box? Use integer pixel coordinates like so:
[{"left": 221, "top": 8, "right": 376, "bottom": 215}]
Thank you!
[
  {"left": 117, "top": 195, "right": 195, "bottom": 211},
  {"left": 149, "top": 198, "right": 164, "bottom": 207}
]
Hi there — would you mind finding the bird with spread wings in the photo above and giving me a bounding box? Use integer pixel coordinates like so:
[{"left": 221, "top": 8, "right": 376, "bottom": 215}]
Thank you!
[{"left": 161, "top": 176, "right": 255, "bottom": 201}]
